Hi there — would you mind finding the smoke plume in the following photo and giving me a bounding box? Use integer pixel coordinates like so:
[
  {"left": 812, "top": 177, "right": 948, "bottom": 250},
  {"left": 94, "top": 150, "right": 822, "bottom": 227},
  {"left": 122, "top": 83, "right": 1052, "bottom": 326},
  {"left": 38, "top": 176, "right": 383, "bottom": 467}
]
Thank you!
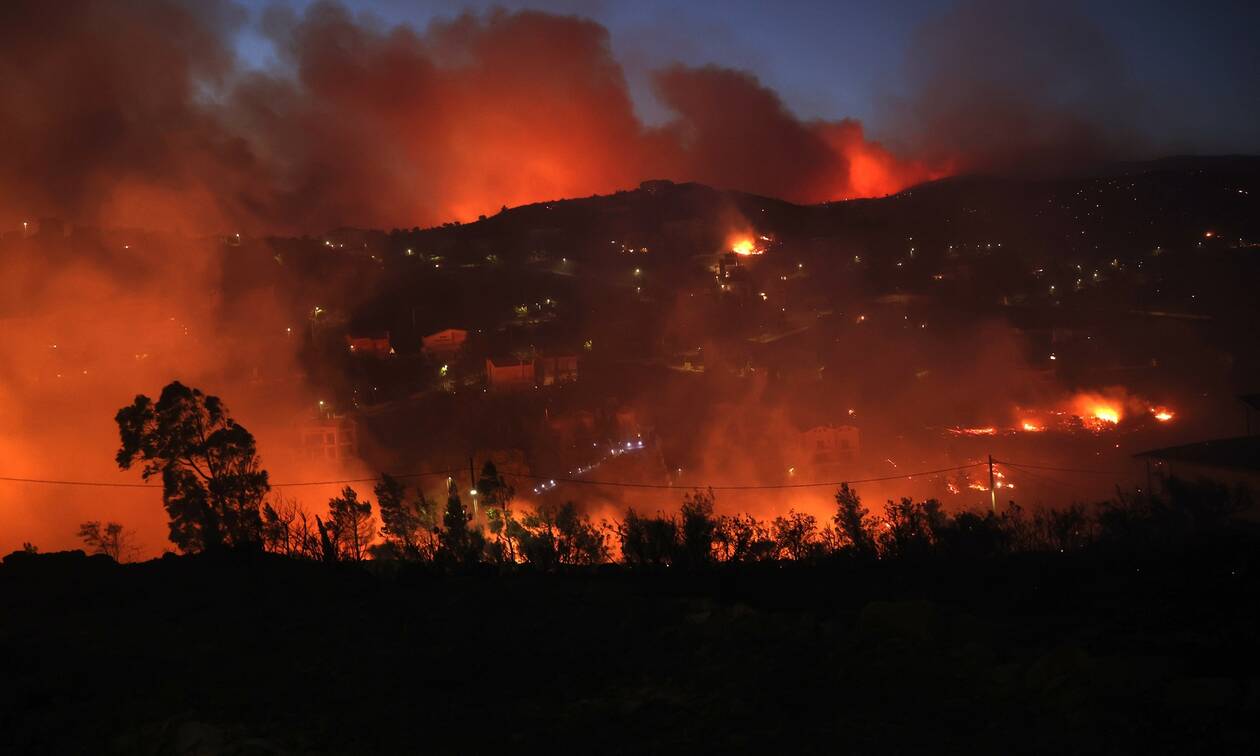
[{"left": 0, "top": 0, "right": 953, "bottom": 234}]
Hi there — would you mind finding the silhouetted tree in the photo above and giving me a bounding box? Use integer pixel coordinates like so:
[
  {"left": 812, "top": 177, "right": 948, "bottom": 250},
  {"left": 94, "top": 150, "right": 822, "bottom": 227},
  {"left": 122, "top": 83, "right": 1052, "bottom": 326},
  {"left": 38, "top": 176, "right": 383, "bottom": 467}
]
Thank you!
[
  {"left": 479, "top": 461, "right": 518, "bottom": 562},
  {"left": 677, "top": 489, "right": 718, "bottom": 568},
  {"left": 115, "top": 381, "right": 269, "bottom": 553},
  {"left": 935, "top": 510, "right": 1010, "bottom": 558},
  {"left": 714, "top": 514, "right": 776, "bottom": 563},
  {"left": 438, "top": 480, "right": 485, "bottom": 567},
  {"left": 772, "top": 510, "right": 823, "bottom": 561},
  {"left": 374, "top": 474, "right": 438, "bottom": 559},
  {"left": 261, "top": 494, "right": 322, "bottom": 558},
  {"left": 316, "top": 515, "right": 339, "bottom": 563},
  {"left": 618, "top": 509, "right": 677, "bottom": 567},
  {"left": 832, "top": 484, "right": 876, "bottom": 558},
  {"left": 326, "top": 486, "right": 376, "bottom": 561},
  {"left": 516, "top": 501, "right": 607, "bottom": 568},
  {"left": 878, "top": 498, "right": 944, "bottom": 558},
  {"left": 553, "top": 501, "right": 608, "bottom": 565},
  {"left": 1031, "top": 503, "right": 1092, "bottom": 553},
  {"left": 77, "top": 520, "right": 138, "bottom": 562}
]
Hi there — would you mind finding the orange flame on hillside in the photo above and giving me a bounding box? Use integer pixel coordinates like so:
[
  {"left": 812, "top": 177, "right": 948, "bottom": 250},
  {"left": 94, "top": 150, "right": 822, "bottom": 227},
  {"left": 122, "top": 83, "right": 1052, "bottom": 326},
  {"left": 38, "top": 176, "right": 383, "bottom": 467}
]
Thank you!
[
  {"left": 949, "top": 426, "right": 997, "bottom": 436},
  {"left": 728, "top": 234, "right": 765, "bottom": 256}
]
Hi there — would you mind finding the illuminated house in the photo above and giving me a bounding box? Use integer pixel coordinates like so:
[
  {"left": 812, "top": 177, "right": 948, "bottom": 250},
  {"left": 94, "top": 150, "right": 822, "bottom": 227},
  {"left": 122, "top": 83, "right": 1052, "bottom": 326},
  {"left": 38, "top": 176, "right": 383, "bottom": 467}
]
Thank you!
[
  {"left": 299, "top": 414, "right": 359, "bottom": 462},
  {"left": 486, "top": 357, "right": 534, "bottom": 391},
  {"left": 422, "top": 328, "right": 468, "bottom": 357},
  {"left": 800, "top": 425, "right": 860, "bottom": 468},
  {"left": 1136, "top": 436, "right": 1260, "bottom": 498},
  {"left": 536, "top": 354, "right": 578, "bottom": 385},
  {"left": 347, "top": 331, "right": 392, "bottom": 357}
]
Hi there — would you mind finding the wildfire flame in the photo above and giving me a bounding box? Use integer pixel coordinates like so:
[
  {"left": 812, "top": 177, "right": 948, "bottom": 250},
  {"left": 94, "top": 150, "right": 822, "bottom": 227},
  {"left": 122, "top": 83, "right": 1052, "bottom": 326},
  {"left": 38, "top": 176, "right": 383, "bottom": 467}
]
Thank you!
[
  {"left": 950, "top": 426, "right": 997, "bottom": 436},
  {"left": 1151, "top": 407, "right": 1174, "bottom": 422},
  {"left": 1020, "top": 421, "right": 1044, "bottom": 432},
  {"left": 729, "top": 236, "right": 763, "bottom": 256},
  {"left": 1091, "top": 406, "right": 1121, "bottom": 425}
]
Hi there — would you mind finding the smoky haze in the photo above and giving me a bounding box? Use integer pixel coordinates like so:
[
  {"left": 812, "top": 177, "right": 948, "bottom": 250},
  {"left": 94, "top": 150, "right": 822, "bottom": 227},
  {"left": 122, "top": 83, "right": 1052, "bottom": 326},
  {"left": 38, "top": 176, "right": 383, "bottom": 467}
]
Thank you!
[
  {"left": 0, "top": 0, "right": 1247, "bottom": 554},
  {"left": 0, "top": 0, "right": 1203, "bottom": 234}
]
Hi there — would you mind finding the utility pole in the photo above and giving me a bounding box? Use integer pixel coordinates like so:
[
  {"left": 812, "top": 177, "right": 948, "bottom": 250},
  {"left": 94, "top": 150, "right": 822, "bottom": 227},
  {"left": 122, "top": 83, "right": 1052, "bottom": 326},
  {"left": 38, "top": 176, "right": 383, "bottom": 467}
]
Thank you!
[{"left": 988, "top": 454, "right": 997, "bottom": 514}]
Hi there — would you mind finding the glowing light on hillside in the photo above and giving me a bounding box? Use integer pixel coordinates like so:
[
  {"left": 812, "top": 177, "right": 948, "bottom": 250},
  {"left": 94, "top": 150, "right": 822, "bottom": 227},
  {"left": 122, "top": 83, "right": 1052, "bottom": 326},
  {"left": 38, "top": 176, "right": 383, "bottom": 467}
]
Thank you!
[
  {"left": 1092, "top": 406, "right": 1121, "bottom": 425},
  {"left": 950, "top": 426, "right": 997, "bottom": 436}
]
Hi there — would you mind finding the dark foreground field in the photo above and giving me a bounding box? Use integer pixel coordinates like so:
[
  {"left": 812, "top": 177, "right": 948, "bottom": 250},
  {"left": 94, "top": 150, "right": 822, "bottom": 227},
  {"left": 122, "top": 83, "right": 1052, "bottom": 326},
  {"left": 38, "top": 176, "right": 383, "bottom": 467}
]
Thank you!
[{"left": 3, "top": 541, "right": 1259, "bottom": 755}]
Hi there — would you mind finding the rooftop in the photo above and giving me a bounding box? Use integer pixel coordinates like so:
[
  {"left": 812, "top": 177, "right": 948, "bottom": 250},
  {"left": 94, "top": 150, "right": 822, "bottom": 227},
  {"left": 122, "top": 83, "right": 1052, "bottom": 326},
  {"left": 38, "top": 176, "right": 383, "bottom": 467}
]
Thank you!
[{"left": 1135, "top": 435, "right": 1260, "bottom": 473}]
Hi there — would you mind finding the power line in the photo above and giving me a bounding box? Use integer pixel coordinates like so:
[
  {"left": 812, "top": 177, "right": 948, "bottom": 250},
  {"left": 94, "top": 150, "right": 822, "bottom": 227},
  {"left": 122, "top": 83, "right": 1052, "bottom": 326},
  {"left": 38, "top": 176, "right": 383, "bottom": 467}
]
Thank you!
[
  {"left": 1, "top": 463, "right": 985, "bottom": 493},
  {"left": 0, "top": 468, "right": 464, "bottom": 491},
  {"left": 0, "top": 476, "right": 154, "bottom": 489},
  {"left": 273, "top": 469, "right": 464, "bottom": 487},
  {"left": 994, "top": 460, "right": 1128, "bottom": 476},
  {"left": 0, "top": 460, "right": 1130, "bottom": 495},
  {"left": 513, "top": 463, "right": 987, "bottom": 491}
]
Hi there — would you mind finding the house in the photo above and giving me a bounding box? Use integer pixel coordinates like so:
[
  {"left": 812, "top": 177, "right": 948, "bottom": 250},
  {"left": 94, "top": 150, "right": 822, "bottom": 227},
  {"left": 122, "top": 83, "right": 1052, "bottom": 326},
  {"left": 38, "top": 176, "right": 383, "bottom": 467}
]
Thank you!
[
  {"left": 298, "top": 414, "right": 359, "bottom": 463},
  {"left": 800, "top": 425, "right": 860, "bottom": 468},
  {"left": 347, "top": 331, "right": 392, "bottom": 357},
  {"left": 422, "top": 328, "right": 468, "bottom": 357},
  {"left": 536, "top": 354, "right": 578, "bottom": 385},
  {"left": 486, "top": 357, "right": 535, "bottom": 391},
  {"left": 1135, "top": 436, "right": 1260, "bottom": 496}
]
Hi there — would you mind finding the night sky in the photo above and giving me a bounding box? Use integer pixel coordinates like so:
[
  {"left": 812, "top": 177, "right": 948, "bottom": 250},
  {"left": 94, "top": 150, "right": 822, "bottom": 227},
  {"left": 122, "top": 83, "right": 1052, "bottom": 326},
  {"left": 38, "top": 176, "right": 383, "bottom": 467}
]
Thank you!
[{"left": 235, "top": 0, "right": 1260, "bottom": 154}]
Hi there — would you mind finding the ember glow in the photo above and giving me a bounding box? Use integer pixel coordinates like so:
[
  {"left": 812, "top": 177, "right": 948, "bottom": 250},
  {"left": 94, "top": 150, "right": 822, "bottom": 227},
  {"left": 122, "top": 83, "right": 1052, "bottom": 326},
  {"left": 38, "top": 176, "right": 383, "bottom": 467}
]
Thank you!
[
  {"left": 1066, "top": 391, "right": 1128, "bottom": 430},
  {"left": 950, "top": 426, "right": 998, "bottom": 436},
  {"left": 1090, "top": 406, "right": 1121, "bottom": 426},
  {"left": 729, "top": 235, "right": 765, "bottom": 256}
]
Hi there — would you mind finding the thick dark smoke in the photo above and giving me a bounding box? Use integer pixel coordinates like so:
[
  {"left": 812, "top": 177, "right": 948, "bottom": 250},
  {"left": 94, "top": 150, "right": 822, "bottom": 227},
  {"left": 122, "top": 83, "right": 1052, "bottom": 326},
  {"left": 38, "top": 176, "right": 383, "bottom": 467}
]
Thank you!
[
  {"left": 0, "top": 0, "right": 944, "bottom": 234},
  {"left": 1, "top": 0, "right": 1240, "bottom": 233}
]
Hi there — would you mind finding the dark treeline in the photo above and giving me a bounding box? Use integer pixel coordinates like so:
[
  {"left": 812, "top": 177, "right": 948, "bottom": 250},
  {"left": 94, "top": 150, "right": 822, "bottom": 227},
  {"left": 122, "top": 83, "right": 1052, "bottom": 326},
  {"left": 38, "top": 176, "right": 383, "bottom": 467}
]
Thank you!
[
  {"left": 82, "top": 381, "right": 1254, "bottom": 569},
  {"left": 248, "top": 475, "right": 1251, "bottom": 570},
  {"left": 7, "top": 382, "right": 1259, "bottom": 754}
]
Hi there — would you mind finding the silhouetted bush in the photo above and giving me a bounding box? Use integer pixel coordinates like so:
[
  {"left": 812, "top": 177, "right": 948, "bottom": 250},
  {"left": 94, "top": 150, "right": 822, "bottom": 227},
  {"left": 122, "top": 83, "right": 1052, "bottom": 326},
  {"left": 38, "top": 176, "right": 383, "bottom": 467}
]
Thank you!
[
  {"left": 618, "top": 509, "right": 678, "bottom": 567},
  {"left": 515, "top": 501, "right": 608, "bottom": 568},
  {"left": 714, "top": 514, "right": 776, "bottom": 563},
  {"left": 772, "top": 510, "right": 825, "bottom": 561}
]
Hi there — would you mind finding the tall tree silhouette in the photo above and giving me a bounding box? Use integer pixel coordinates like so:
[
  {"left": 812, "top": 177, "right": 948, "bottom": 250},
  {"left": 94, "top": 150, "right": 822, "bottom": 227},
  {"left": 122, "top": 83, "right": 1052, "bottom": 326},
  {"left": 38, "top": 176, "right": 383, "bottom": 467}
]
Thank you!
[
  {"left": 374, "top": 473, "right": 438, "bottom": 559},
  {"left": 439, "top": 479, "right": 484, "bottom": 567},
  {"left": 478, "top": 461, "right": 517, "bottom": 562},
  {"left": 833, "top": 484, "right": 876, "bottom": 558},
  {"left": 326, "top": 486, "right": 376, "bottom": 562},
  {"left": 115, "top": 381, "right": 269, "bottom": 553}
]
